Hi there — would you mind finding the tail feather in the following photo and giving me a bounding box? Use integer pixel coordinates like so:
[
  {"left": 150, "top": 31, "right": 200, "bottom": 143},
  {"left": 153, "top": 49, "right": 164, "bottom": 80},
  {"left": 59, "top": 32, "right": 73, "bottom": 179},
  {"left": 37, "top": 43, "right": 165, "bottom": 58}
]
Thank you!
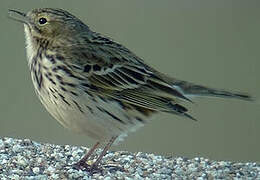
[
  {"left": 172, "top": 81, "right": 253, "bottom": 101},
  {"left": 152, "top": 71, "right": 253, "bottom": 102},
  {"left": 165, "top": 103, "right": 197, "bottom": 121}
]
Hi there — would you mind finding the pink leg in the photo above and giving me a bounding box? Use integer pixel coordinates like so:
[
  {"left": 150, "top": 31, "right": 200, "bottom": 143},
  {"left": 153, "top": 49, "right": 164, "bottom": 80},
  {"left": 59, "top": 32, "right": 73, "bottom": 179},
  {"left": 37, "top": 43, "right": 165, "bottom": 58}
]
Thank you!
[
  {"left": 76, "top": 141, "right": 100, "bottom": 166},
  {"left": 90, "top": 136, "right": 117, "bottom": 170}
]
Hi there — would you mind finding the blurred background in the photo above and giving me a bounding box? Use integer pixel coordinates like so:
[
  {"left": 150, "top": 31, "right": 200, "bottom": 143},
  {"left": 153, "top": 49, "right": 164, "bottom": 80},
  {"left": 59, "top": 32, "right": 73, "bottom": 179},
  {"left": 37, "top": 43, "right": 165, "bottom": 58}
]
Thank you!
[{"left": 0, "top": 0, "right": 259, "bottom": 162}]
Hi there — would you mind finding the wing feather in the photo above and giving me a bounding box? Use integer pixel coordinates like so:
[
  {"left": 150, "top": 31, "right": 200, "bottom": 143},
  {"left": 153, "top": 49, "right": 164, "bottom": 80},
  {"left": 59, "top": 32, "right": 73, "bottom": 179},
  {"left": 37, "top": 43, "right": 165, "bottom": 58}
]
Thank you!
[{"left": 62, "top": 34, "right": 194, "bottom": 119}]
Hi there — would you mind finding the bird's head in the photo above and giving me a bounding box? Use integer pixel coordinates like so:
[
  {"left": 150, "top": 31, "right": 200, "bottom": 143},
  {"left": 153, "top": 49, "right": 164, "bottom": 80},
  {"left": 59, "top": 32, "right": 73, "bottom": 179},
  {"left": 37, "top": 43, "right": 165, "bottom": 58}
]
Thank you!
[{"left": 8, "top": 8, "right": 89, "bottom": 40}]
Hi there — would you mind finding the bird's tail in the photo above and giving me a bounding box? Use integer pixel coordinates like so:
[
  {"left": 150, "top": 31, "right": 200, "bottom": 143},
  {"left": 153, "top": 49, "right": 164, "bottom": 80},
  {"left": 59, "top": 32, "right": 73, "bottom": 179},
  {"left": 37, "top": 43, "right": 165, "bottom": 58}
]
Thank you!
[{"left": 172, "top": 80, "right": 253, "bottom": 101}]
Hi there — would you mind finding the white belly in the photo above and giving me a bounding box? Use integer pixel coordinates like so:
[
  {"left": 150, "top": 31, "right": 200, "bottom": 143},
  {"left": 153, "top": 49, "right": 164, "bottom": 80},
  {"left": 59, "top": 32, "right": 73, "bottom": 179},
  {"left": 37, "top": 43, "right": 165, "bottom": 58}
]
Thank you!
[
  {"left": 24, "top": 28, "right": 146, "bottom": 143},
  {"left": 34, "top": 74, "right": 144, "bottom": 143}
]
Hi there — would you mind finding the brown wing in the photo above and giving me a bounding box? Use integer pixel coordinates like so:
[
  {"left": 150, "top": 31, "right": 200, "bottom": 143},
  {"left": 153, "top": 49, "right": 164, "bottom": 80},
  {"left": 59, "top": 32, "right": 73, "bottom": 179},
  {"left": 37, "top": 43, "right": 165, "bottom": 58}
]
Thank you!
[{"left": 62, "top": 32, "right": 195, "bottom": 120}]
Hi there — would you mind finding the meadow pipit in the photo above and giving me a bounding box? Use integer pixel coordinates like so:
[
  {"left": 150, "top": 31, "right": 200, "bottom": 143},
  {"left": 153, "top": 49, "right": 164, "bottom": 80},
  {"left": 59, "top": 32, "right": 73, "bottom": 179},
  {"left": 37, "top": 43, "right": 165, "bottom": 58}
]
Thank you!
[{"left": 8, "top": 8, "right": 252, "bottom": 171}]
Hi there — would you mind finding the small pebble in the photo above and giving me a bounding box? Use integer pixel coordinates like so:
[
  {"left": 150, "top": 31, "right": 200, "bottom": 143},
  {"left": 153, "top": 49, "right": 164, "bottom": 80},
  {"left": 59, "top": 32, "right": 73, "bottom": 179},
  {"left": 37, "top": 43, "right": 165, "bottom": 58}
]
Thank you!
[
  {"left": 16, "top": 155, "right": 28, "bottom": 166},
  {"left": 0, "top": 137, "right": 259, "bottom": 179},
  {"left": 33, "top": 167, "right": 40, "bottom": 174}
]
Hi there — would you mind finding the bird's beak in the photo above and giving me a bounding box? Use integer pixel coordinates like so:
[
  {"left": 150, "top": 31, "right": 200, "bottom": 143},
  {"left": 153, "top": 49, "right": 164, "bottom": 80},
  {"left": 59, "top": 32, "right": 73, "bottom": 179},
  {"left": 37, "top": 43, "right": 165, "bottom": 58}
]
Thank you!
[{"left": 8, "top": 9, "right": 28, "bottom": 24}]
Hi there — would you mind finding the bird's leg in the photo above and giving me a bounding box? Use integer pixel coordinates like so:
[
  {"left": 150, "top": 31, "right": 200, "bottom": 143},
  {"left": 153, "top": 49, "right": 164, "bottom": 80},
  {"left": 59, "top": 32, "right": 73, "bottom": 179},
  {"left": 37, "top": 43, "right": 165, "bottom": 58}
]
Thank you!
[
  {"left": 90, "top": 136, "right": 117, "bottom": 170},
  {"left": 75, "top": 141, "right": 100, "bottom": 168}
]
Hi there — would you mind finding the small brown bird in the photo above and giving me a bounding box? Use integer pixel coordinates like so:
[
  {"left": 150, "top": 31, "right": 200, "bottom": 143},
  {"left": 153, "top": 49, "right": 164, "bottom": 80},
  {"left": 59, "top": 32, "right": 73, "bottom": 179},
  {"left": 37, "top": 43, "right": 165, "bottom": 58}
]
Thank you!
[{"left": 8, "top": 8, "right": 252, "bottom": 171}]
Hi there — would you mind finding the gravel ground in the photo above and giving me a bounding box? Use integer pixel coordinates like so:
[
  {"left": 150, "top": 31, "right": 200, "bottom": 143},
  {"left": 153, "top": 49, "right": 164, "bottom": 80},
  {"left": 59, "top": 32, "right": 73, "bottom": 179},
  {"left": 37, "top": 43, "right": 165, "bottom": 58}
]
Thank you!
[{"left": 0, "top": 137, "right": 259, "bottom": 179}]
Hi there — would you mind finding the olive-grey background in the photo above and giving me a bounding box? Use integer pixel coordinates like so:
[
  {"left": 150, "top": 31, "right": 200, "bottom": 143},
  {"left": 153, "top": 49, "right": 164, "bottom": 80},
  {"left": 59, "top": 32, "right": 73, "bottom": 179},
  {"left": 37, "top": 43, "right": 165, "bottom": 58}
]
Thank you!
[{"left": 0, "top": 0, "right": 259, "bottom": 162}]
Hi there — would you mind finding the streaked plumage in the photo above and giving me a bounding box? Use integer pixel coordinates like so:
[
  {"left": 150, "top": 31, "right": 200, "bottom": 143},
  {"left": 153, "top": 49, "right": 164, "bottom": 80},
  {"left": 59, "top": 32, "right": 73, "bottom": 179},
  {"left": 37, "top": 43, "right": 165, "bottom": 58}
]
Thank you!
[{"left": 9, "top": 8, "right": 252, "bottom": 171}]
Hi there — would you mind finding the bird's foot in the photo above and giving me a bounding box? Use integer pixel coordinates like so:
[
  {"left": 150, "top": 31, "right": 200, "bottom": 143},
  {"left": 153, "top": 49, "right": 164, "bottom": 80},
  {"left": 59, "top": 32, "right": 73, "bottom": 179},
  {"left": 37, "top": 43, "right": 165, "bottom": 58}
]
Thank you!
[
  {"left": 72, "top": 160, "right": 103, "bottom": 175},
  {"left": 73, "top": 160, "right": 125, "bottom": 175}
]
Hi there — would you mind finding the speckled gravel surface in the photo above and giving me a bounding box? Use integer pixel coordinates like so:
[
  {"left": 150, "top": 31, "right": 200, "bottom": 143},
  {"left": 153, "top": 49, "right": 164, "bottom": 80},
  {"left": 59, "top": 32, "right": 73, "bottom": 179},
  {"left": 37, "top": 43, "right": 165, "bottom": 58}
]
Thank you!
[{"left": 0, "top": 137, "right": 259, "bottom": 179}]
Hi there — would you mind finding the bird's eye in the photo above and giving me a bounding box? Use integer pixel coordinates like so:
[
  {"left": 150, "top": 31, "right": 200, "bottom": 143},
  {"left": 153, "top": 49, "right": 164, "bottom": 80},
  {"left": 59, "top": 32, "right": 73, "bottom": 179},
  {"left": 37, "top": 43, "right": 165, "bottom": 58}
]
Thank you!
[{"left": 38, "top": 17, "right": 47, "bottom": 25}]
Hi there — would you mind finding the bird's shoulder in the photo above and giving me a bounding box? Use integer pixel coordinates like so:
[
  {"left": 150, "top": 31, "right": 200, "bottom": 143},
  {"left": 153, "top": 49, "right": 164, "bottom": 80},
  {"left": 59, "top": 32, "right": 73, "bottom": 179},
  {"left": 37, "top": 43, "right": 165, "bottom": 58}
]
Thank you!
[{"left": 61, "top": 31, "right": 145, "bottom": 68}]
